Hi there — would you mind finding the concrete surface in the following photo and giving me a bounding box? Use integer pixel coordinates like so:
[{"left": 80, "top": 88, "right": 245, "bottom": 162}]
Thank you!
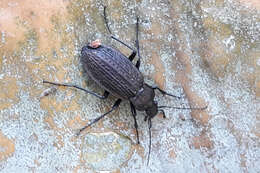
[{"left": 0, "top": 0, "right": 259, "bottom": 172}]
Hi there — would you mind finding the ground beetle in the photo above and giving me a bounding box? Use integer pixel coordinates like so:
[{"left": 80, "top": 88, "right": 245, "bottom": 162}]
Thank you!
[{"left": 43, "top": 6, "right": 207, "bottom": 165}]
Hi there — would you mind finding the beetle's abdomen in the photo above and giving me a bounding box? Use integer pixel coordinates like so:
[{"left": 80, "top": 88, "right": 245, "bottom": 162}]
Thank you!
[{"left": 81, "top": 45, "right": 144, "bottom": 100}]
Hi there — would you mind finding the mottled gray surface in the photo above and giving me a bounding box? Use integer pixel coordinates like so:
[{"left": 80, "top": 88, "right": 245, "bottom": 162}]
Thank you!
[{"left": 0, "top": 0, "right": 259, "bottom": 172}]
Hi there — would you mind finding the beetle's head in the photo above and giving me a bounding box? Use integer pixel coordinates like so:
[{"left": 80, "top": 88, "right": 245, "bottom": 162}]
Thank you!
[
  {"left": 130, "top": 84, "right": 157, "bottom": 114},
  {"left": 145, "top": 100, "right": 158, "bottom": 119}
]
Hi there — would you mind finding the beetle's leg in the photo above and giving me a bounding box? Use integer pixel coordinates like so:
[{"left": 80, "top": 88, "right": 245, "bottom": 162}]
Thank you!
[
  {"left": 102, "top": 90, "right": 110, "bottom": 99},
  {"left": 103, "top": 6, "right": 137, "bottom": 63},
  {"left": 152, "top": 85, "right": 182, "bottom": 99},
  {"left": 135, "top": 17, "right": 141, "bottom": 69},
  {"left": 144, "top": 109, "right": 166, "bottom": 121},
  {"left": 130, "top": 102, "right": 140, "bottom": 144},
  {"left": 77, "top": 99, "right": 122, "bottom": 135},
  {"left": 112, "top": 17, "right": 142, "bottom": 69},
  {"left": 43, "top": 80, "right": 109, "bottom": 100},
  {"left": 103, "top": 6, "right": 112, "bottom": 35},
  {"left": 128, "top": 49, "right": 137, "bottom": 62}
]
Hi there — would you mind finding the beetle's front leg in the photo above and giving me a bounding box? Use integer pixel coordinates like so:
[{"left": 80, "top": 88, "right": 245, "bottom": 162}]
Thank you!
[{"left": 151, "top": 85, "right": 182, "bottom": 99}]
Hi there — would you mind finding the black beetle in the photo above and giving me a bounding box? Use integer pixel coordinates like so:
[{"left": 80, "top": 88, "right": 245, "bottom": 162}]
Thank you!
[{"left": 43, "top": 6, "right": 207, "bottom": 165}]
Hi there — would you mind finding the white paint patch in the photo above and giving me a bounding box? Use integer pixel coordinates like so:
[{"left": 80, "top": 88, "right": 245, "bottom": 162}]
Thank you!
[{"left": 222, "top": 35, "right": 236, "bottom": 52}]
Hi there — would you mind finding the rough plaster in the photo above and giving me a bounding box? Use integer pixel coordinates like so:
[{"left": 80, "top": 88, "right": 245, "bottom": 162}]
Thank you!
[{"left": 0, "top": 0, "right": 259, "bottom": 172}]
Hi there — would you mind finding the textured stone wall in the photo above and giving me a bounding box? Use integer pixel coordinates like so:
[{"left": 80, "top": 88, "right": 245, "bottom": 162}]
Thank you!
[{"left": 0, "top": 0, "right": 259, "bottom": 172}]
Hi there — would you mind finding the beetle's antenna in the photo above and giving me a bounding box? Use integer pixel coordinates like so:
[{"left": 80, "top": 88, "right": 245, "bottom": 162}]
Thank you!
[
  {"left": 147, "top": 118, "right": 152, "bottom": 165},
  {"left": 158, "top": 105, "right": 207, "bottom": 110},
  {"left": 104, "top": 6, "right": 112, "bottom": 34}
]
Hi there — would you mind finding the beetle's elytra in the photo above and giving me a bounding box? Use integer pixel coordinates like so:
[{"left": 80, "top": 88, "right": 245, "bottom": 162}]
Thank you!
[
  {"left": 81, "top": 44, "right": 144, "bottom": 100},
  {"left": 43, "top": 6, "right": 207, "bottom": 165}
]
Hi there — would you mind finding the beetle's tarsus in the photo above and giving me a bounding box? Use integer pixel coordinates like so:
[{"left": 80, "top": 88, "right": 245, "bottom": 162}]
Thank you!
[
  {"left": 43, "top": 80, "right": 109, "bottom": 100},
  {"left": 152, "top": 85, "right": 182, "bottom": 99},
  {"left": 135, "top": 16, "right": 141, "bottom": 69},
  {"left": 103, "top": 6, "right": 112, "bottom": 34}
]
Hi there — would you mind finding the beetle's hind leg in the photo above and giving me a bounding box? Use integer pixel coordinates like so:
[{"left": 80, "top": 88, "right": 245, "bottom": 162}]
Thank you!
[
  {"left": 77, "top": 99, "right": 122, "bottom": 135},
  {"left": 130, "top": 102, "right": 140, "bottom": 144},
  {"left": 43, "top": 80, "right": 110, "bottom": 100},
  {"left": 134, "top": 17, "right": 141, "bottom": 69},
  {"left": 103, "top": 6, "right": 138, "bottom": 66},
  {"left": 103, "top": 6, "right": 112, "bottom": 35},
  {"left": 129, "top": 16, "right": 141, "bottom": 69}
]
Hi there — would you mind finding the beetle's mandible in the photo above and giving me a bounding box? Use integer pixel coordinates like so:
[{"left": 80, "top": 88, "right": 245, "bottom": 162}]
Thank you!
[{"left": 43, "top": 6, "right": 207, "bottom": 165}]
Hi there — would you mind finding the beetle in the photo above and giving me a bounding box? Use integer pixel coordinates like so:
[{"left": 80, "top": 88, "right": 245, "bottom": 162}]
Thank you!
[{"left": 43, "top": 6, "right": 207, "bottom": 165}]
